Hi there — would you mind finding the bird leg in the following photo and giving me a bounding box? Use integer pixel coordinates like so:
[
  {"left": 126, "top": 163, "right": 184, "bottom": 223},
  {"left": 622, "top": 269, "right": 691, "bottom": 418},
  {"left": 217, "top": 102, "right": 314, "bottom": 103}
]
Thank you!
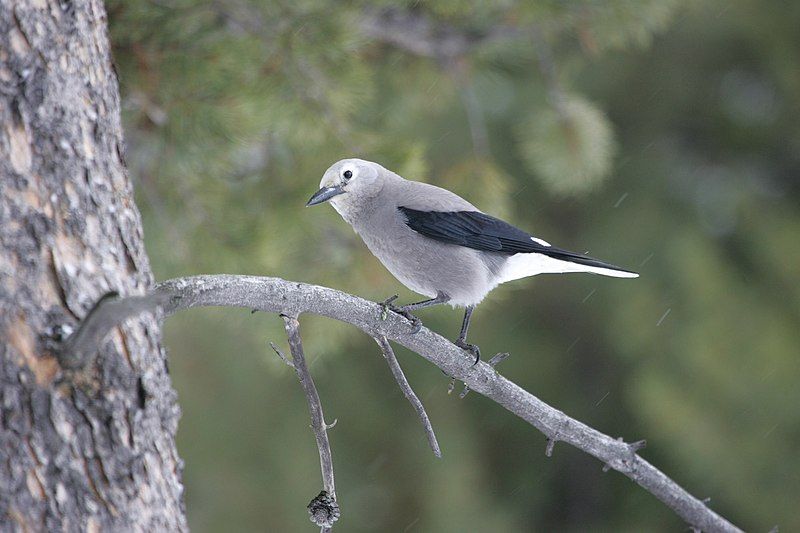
[
  {"left": 380, "top": 292, "right": 450, "bottom": 334},
  {"left": 454, "top": 305, "right": 481, "bottom": 365}
]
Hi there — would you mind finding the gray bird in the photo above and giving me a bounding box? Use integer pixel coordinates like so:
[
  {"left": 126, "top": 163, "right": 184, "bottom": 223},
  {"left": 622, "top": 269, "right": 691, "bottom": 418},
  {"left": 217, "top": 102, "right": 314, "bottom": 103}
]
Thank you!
[{"left": 307, "top": 158, "right": 638, "bottom": 362}]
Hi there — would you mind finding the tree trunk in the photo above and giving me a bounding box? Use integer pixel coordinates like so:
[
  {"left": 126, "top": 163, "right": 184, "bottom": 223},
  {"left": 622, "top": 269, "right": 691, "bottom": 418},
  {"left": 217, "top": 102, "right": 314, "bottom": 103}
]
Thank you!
[{"left": 0, "top": 1, "right": 186, "bottom": 530}]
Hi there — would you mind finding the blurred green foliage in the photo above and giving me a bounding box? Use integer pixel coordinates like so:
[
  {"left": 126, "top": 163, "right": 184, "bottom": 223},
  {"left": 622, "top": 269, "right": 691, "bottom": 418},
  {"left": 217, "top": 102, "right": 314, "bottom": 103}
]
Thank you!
[{"left": 108, "top": 0, "right": 800, "bottom": 530}]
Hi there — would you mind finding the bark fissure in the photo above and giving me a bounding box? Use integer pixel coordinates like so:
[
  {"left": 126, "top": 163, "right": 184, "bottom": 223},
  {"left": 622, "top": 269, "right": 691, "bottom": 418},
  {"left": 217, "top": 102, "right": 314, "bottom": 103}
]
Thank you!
[{"left": 1, "top": 0, "right": 185, "bottom": 530}]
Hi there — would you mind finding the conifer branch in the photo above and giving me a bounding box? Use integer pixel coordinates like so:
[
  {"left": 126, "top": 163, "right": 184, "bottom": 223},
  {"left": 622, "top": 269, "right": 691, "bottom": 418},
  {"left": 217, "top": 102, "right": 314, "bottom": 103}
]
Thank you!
[{"left": 358, "top": 7, "right": 524, "bottom": 60}]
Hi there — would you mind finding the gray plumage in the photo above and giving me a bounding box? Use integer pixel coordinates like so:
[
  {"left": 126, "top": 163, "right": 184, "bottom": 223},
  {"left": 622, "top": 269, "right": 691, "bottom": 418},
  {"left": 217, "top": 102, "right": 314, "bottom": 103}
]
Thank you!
[{"left": 307, "top": 158, "right": 638, "bottom": 360}]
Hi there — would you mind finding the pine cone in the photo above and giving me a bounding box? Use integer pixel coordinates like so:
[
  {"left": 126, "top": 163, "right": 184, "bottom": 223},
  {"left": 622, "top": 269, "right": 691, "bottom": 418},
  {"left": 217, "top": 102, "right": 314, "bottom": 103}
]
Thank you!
[{"left": 307, "top": 490, "right": 340, "bottom": 528}]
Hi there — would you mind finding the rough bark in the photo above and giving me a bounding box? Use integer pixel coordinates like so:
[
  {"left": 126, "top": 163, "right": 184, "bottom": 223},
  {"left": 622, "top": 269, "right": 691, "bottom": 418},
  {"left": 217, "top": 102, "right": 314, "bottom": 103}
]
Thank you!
[{"left": 0, "top": 1, "right": 185, "bottom": 531}]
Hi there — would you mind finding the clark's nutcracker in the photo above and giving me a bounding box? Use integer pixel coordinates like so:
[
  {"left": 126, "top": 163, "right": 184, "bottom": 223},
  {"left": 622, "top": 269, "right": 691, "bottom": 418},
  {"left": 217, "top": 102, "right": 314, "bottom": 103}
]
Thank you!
[{"left": 307, "top": 158, "right": 638, "bottom": 362}]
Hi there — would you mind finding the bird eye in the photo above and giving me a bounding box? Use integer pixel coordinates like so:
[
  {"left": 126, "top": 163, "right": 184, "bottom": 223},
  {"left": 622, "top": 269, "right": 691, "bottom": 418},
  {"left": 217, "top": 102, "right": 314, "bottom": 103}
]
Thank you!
[{"left": 343, "top": 170, "right": 353, "bottom": 180}]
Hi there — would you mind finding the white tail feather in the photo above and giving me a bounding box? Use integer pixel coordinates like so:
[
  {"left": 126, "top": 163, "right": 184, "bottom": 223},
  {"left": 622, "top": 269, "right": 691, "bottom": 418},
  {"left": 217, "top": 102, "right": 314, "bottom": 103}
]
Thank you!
[{"left": 498, "top": 252, "right": 639, "bottom": 283}]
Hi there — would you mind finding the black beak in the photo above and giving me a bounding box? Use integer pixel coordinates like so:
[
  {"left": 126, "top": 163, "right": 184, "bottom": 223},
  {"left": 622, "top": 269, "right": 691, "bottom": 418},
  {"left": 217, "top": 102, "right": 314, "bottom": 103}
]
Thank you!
[{"left": 306, "top": 185, "right": 345, "bottom": 206}]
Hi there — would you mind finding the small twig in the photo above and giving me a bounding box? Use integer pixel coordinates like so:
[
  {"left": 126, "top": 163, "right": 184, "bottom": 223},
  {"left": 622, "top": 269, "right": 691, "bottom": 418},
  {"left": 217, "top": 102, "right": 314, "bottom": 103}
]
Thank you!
[
  {"left": 447, "top": 377, "right": 456, "bottom": 395},
  {"left": 530, "top": 22, "right": 594, "bottom": 160},
  {"left": 545, "top": 419, "right": 566, "bottom": 457},
  {"left": 545, "top": 438, "right": 556, "bottom": 458},
  {"left": 629, "top": 440, "right": 647, "bottom": 453},
  {"left": 453, "top": 65, "right": 489, "bottom": 157},
  {"left": 458, "top": 384, "right": 471, "bottom": 399},
  {"left": 269, "top": 340, "right": 295, "bottom": 368},
  {"left": 280, "top": 315, "right": 339, "bottom": 530},
  {"left": 488, "top": 352, "right": 511, "bottom": 366},
  {"left": 358, "top": 7, "right": 525, "bottom": 60},
  {"left": 531, "top": 25, "right": 569, "bottom": 120},
  {"left": 374, "top": 336, "right": 441, "bottom": 458}
]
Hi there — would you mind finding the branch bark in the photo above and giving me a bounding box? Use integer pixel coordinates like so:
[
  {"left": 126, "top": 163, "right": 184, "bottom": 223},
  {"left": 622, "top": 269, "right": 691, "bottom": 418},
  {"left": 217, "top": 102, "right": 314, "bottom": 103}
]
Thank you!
[
  {"left": 374, "top": 336, "right": 441, "bottom": 458},
  {"left": 63, "top": 275, "right": 743, "bottom": 533}
]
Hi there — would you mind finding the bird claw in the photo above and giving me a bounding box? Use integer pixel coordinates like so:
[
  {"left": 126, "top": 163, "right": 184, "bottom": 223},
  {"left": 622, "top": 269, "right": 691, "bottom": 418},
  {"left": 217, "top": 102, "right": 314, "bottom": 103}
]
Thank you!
[
  {"left": 406, "top": 315, "right": 423, "bottom": 334},
  {"left": 455, "top": 339, "right": 481, "bottom": 365},
  {"left": 379, "top": 295, "right": 423, "bottom": 334},
  {"left": 379, "top": 295, "right": 398, "bottom": 321},
  {"left": 395, "top": 309, "right": 422, "bottom": 333}
]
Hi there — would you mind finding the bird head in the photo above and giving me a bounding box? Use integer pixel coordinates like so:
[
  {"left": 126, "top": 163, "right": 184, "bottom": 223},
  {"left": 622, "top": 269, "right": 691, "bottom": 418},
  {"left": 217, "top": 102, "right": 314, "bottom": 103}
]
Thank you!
[{"left": 306, "top": 159, "right": 385, "bottom": 211}]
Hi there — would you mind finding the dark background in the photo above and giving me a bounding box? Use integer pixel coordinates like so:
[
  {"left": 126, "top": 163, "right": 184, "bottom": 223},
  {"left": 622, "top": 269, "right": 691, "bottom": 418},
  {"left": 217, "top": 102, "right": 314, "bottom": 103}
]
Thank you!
[{"left": 108, "top": 1, "right": 800, "bottom": 530}]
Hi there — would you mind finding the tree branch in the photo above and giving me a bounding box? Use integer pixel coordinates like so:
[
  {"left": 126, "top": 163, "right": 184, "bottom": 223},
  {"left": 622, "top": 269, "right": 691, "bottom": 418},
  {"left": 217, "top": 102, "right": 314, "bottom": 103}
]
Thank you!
[
  {"left": 58, "top": 291, "right": 170, "bottom": 369},
  {"left": 358, "top": 8, "right": 524, "bottom": 61},
  {"left": 279, "top": 315, "right": 340, "bottom": 531},
  {"left": 374, "top": 336, "right": 441, "bottom": 458},
  {"left": 531, "top": 25, "right": 571, "bottom": 124},
  {"left": 60, "top": 275, "right": 744, "bottom": 533}
]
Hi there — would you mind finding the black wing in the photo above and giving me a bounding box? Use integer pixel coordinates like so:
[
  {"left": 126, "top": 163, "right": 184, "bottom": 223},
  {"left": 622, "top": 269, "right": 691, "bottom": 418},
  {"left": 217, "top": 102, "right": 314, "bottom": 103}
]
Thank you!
[{"left": 399, "top": 207, "right": 636, "bottom": 274}]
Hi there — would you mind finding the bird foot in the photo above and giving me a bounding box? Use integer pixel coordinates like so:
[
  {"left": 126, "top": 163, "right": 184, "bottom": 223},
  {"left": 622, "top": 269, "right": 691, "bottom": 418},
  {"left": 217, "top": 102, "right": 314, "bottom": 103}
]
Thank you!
[
  {"left": 455, "top": 338, "right": 481, "bottom": 365},
  {"left": 379, "top": 295, "right": 423, "bottom": 334}
]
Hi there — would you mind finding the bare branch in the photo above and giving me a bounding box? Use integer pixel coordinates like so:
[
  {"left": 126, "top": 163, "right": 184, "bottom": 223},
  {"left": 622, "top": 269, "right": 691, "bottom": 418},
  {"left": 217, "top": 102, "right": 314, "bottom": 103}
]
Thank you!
[
  {"left": 269, "top": 340, "right": 295, "bottom": 368},
  {"left": 545, "top": 437, "right": 556, "bottom": 458},
  {"left": 455, "top": 69, "right": 490, "bottom": 157},
  {"left": 629, "top": 439, "right": 648, "bottom": 453},
  {"left": 531, "top": 26, "right": 569, "bottom": 120},
  {"left": 488, "top": 351, "right": 511, "bottom": 366},
  {"left": 358, "top": 8, "right": 469, "bottom": 60},
  {"left": 58, "top": 291, "right": 171, "bottom": 369},
  {"left": 279, "top": 315, "right": 340, "bottom": 530},
  {"left": 63, "top": 275, "right": 744, "bottom": 533},
  {"left": 358, "top": 8, "right": 525, "bottom": 61},
  {"left": 374, "top": 336, "right": 441, "bottom": 458}
]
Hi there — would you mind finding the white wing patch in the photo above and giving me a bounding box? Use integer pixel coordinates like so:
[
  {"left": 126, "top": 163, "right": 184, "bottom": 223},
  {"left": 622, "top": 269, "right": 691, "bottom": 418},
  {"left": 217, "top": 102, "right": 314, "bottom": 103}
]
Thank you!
[{"left": 531, "top": 236, "right": 551, "bottom": 247}]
